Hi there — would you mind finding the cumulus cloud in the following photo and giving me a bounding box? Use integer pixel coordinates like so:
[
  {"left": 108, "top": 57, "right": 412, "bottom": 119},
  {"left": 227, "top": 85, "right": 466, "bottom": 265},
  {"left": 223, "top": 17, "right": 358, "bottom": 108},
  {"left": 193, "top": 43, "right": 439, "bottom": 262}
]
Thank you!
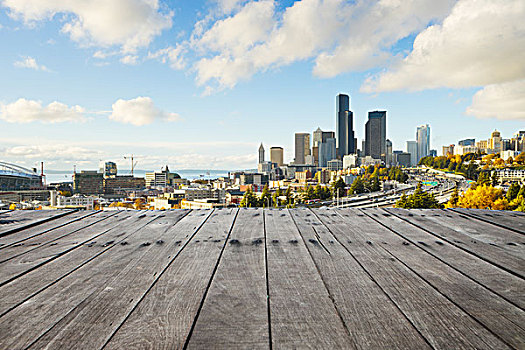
[
  {"left": 2, "top": 0, "right": 173, "bottom": 52},
  {"left": 466, "top": 80, "right": 525, "bottom": 120},
  {"left": 361, "top": 0, "right": 525, "bottom": 92},
  {"left": 109, "top": 96, "right": 179, "bottom": 126},
  {"left": 13, "top": 56, "right": 50, "bottom": 71},
  {"left": 0, "top": 98, "right": 85, "bottom": 123},
  {"left": 192, "top": 0, "right": 455, "bottom": 90}
]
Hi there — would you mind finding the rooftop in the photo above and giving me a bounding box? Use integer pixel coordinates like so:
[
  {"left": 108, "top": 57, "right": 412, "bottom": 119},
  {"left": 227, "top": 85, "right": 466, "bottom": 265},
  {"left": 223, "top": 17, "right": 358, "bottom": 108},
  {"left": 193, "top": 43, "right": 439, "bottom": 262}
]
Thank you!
[{"left": 0, "top": 207, "right": 523, "bottom": 349}]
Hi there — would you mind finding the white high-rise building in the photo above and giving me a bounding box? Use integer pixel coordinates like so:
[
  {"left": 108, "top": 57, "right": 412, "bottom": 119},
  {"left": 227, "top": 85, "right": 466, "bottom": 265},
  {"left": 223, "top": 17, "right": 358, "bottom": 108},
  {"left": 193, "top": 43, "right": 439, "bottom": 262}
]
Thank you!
[
  {"left": 406, "top": 141, "right": 418, "bottom": 167},
  {"left": 416, "top": 125, "right": 430, "bottom": 163}
]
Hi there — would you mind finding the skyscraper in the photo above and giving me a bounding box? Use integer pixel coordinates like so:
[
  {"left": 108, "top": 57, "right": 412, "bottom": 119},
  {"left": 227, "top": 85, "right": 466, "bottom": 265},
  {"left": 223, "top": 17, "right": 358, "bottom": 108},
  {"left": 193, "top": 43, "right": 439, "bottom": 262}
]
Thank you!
[
  {"left": 294, "top": 133, "right": 311, "bottom": 165},
  {"left": 364, "top": 111, "right": 386, "bottom": 161},
  {"left": 312, "top": 127, "right": 335, "bottom": 165},
  {"left": 416, "top": 125, "right": 430, "bottom": 163},
  {"left": 319, "top": 138, "right": 336, "bottom": 168},
  {"left": 407, "top": 141, "right": 417, "bottom": 167},
  {"left": 258, "top": 143, "right": 265, "bottom": 164},
  {"left": 270, "top": 147, "right": 284, "bottom": 166},
  {"left": 386, "top": 139, "right": 392, "bottom": 167},
  {"left": 336, "top": 94, "right": 355, "bottom": 158}
]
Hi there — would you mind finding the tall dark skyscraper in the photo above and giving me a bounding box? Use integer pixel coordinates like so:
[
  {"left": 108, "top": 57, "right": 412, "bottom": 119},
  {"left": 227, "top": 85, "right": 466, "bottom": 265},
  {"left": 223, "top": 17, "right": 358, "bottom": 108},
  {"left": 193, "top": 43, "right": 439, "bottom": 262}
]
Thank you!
[
  {"left": 364, "top": 111, "right": 386, "bottom": 161},
  {"left": 336, "top": 94, "right": 355, "bottom": 158}
]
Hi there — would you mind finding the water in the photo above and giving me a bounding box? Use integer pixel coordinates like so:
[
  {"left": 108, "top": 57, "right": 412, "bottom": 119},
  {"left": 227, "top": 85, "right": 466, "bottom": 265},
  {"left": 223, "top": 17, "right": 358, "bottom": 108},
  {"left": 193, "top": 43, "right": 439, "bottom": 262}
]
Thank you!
[{"left": 44, "top": 169, "right": 233, "bottom": 184}]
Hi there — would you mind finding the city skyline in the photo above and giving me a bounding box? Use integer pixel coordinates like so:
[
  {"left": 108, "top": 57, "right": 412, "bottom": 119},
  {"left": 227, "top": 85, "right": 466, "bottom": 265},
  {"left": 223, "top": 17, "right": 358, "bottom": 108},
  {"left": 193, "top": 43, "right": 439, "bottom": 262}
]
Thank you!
[{"left": 0, "top": 0, "right": 523, "bottom": 172}]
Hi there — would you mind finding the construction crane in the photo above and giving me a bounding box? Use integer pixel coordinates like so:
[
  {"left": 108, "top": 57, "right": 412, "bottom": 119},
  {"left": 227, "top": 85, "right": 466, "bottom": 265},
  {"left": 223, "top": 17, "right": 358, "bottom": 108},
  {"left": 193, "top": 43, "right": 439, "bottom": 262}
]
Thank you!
[{"left": 124, "top": 155, "right": 139, "bottom": 176}]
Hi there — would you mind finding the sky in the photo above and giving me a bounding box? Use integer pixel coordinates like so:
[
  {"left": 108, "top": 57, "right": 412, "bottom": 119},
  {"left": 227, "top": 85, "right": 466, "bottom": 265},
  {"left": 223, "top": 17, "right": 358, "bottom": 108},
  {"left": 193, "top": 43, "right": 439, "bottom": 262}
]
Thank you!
[{"left": 0, "top": 0, "right": 524, "bottom": 173}]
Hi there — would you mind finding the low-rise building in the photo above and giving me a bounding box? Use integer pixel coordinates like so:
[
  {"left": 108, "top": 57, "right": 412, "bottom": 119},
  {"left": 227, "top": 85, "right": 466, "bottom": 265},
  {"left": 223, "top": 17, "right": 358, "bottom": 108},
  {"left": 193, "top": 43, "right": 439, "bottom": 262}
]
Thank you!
[
  {"left": 73, "top": 171, "right": 104, "bottom": 195},
  {"left": 327, "top": 159, "right": 343, "bottom": 171},
  {"left": 180, "top": 198, "right": 227, "bottom": 209},
  {"left": 492, "top": 169, "right": 525, "bottom": 184}
]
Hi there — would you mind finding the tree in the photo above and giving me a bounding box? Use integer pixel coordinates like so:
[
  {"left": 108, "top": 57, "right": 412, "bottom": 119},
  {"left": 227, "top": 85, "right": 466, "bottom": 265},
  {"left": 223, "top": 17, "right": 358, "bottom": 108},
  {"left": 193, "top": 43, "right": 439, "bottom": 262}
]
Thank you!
[
  {"left": 370, "top": 176, "right": 380, "bottom": 192},
  {"left": 507, "top": 183, "right": 520, "bottom": 201},
  {"left": 445, "top": 186, "right": 460, "bottom": 208},
  {"left": 349, "top": 177, "right": 365, "bottom": 194},
  {"left": 240, "top": 187, "right": 258, "bottom": 208},
  {"left": 515, "top": 152, "right": 525, "bottom": 165},
  {"left": 272, "top": 187, "right": 282, "bottom": 207},
  {"left": 331, "top": 177, "right": 346, "bottom": 198},
  {"left": 455, "top": 185, "right": 507, "bottom": 210},
  {"left": 285, "top": 186, "right": 294, "bottom": 208},
  {"left": 477, "top": 171, "right": 491, "bottom": 186},
  {"left": 260, "top": 184, "right": 271, "bottom": 207},
  {"left": 395, "top": 182, "right": 442, "bottom": 209}
]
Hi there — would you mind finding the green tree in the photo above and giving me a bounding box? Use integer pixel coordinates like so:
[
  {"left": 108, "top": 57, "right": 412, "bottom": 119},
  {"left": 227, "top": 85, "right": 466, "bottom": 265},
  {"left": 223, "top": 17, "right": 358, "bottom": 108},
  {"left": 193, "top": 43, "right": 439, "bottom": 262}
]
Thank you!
[
  {"left": 272, "top": 187, "right": 282, "bottom": 207},
  {"left": 477, "top": 171, "right": 491, "bottom": 186},
  {"left": 259, "top": 184, "right": 271, "bottom": 207},
  {"left": 507, "top": 183, "right": 521, "bottom": 201},
  {"left": 370, "top": 176, "right": 380, "bottom": 192},
  {"left": 285, "top": 186, "right": 294, "bottom": 208},
  {"left": 349, "top": 177, "right": 365, "bottom": 195},
  {"left": 445, "top": 186, "right": 459, "bottom": 208},
  {"left": 331, "top": 177, "right": 346, "bottom": 198},
  {"left": 240, "top": 187, "right": 258, "bottom": 208},
  {"left": 395, "top": 182, "right": 442, "bottom": 209}
]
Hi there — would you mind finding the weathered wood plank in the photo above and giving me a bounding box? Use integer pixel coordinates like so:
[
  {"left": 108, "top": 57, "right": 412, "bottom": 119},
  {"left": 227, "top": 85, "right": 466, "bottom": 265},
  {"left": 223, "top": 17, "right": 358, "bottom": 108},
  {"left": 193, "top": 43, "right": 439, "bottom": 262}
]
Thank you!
[
  {"left": 0, "top": 211, "right": 128, "bottom": 286},
  {"left": 290, "top": 208, "right": 431, "bottom": 349},
  {"left": 0, "top": 211, "right": 116, "bottom": 262},
  {"left": 342, "top": 208, "right": 525, "bottom": 349},
  {"left": 0, "top": 209, "right": 75, "bottom": 236},
  {"left": 451, "top": 208, "right": 525, "bottom": 234},
  {"left": 105, "top": 208, "right": 238, "bottom": 350},
  {"left": 0, "top": 210, "right": 99, "bottom": 249},
  {"left": 387, "top": 209, "right": 525, "bottom": 275},
  {"left": 378, "top": 208, "right": 525, "bottom": 310},
  {"left": 314, "top": 208, "right": 509, "bottom": 349},
  {"left": 27, "top": 209, "right": 208, "bottom": 350},
  {"left": 264, "top": 209, "right": 354, "bottom": 349},
  {"left": 186, "top": 208, "right": 269, "bottom": 349},
  {"left": 0, "top": 211, "right": 162, "bottom": 348},
  {"left": 386, "top": 208, "right": 525, "bottom": 279}
]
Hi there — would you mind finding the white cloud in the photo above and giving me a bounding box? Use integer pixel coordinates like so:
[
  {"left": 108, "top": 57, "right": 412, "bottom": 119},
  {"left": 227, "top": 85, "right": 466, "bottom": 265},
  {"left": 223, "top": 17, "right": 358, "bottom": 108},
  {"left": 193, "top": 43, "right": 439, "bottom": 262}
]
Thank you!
[
  {"left": 147, "top": 45, "right": 186, "bottom": 70},
  {"left": 13, "top": 56, "right": 50, "bottom": 71},
  {"left": 361, "top": 0, "right": 525, "bottom": 92},
  {"left": 120, "top": 55, "right": 139, "bottom": 65},
  {"left": 466, "top": 80, "right": 525, "bottom": 120},
  {"left": 2, "top": 0, "right": 173, "bottom": 52},
  {"left": 109, "top": 96, "right": 179, "bottom": 126},
  {"left": 3, "top": 144, "right": 101, "bottom": 162},
  {"left": 192, "top": 0, "right": 455, "bottom": 91},
  {"left": 0, "top": 98, "right": 85, "bottom": 123},
  {"left": 214, "top": 0, "right": 248, "bottom": 14}
]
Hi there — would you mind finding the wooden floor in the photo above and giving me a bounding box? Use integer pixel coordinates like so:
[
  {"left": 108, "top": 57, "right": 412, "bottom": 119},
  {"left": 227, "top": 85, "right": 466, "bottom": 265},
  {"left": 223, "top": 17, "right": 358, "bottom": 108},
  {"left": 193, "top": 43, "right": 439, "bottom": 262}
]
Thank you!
[{"left": 0, "top": 208, "right": 523, "bottom": 349}]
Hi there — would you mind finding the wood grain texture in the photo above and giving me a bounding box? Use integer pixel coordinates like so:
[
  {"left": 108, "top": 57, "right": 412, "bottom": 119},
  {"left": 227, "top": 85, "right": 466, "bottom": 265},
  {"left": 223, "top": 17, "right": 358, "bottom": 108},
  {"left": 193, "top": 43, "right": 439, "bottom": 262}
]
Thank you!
[
  {"left": 105, "top": 208, "right": 238, "bottom": 350},
  {"left": 0, "top": 209, "right": 75, "bottom": 236},
  {"left": 386, "top": 208, "right": 524, "bottom": 278},
  {"left": 27, "top": 209, "right": 199, "bottom": 350},
  {"left": 341, "top": 208, "right": 525, "bottom": 349},
  {"left": 0, "top": 210, "right": 98, "bottom": 249},
  {"left": 290, "top": 208, "right": 431, "bottom": 349},
  {"left": 0, "top": 211, "right": 116, "bottom": 262},
  {"left": 451, "top": 208, "right": 525, "bottom": 234},
  {"left": 264, "top": 209, "right": 354, "bottom": 349},
  {"left": 314, "top": 209, "right": 509, "bottom": 349},
  {"left": 0, "top": 211, "right": 161, "bottom": 349},
  {"left": 0, "top": 211, "right": 125, "bottom": 286},
  {"left": 186, "top": 208, "right": 270, "bottom": 350},
  {"left": 0, "top": 208, "right": 522, "bottom": 349},
  {"left": 382, "top": 208, "right": 525, "bottom": 309}
]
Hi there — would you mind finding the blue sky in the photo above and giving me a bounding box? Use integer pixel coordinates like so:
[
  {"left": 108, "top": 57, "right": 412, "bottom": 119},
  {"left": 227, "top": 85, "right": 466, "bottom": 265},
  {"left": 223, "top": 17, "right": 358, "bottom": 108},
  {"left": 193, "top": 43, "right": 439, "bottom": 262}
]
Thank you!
[{"left": 0, "top": 0, "right": 524, "bottom": 172}]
